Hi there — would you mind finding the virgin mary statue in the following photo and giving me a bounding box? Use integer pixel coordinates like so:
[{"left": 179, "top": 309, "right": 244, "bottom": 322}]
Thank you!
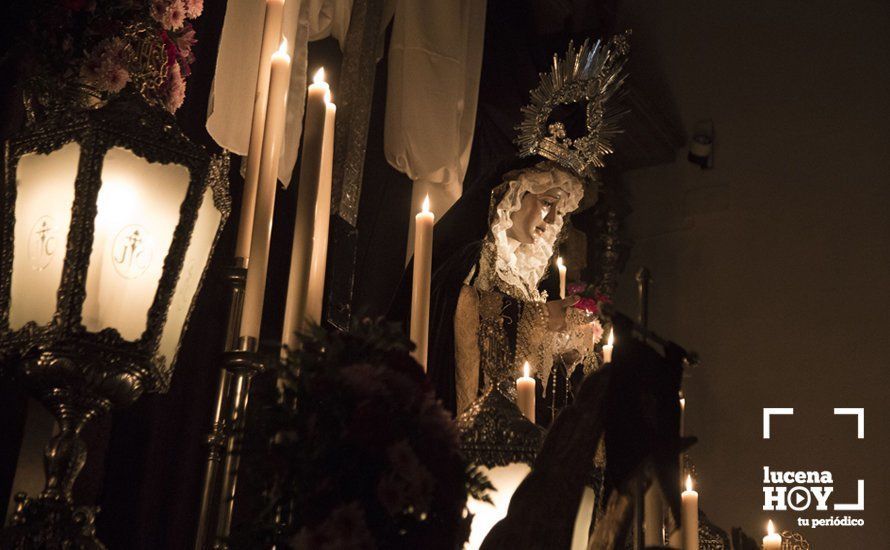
[
  {"left": 424, "top": 159, "right": 600, "bottom": 415},
  {"left": 390, "top": 34, "right": 628, "bottom": 417}
]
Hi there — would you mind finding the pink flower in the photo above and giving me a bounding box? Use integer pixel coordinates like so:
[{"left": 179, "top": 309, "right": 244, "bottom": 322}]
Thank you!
[
  {"left": 151, "top": 0, "right": 186, "bottom": 31},
  {"left": 566, "top": 282, "right": 588, "bottom": 296},
  {"left": 573, "top": 297, "right": 599, "bottom": 315},
  {"left": 174, "top": 25, "right": 197, "bottom": 59},
  {"left": 591, "top": 318, "right": 604, "bottom": 344},
  {"left": 161, "top": 61, "right": 186, "bottom": 112},
  {"left": 184, "top": 0, "right": 203, "bottom": 18},
  {"left": 81, "top": 37, "right": 130, "bottom": 93}
]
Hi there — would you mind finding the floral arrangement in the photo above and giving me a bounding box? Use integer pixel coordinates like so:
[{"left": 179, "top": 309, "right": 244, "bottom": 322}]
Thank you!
[
  {"left": 19, "top": 0, "right": 202, "bottom": 114},
  {"left": 236, "top": 319, "right": 491, "bottom": 549},
  {"left": 566, "top": 281, "right": 612, "bottom": 316}
]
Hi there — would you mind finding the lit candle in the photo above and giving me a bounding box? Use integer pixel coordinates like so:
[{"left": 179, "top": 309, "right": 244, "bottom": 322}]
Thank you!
[
  {"left": 410, "top": 195, "right": 434, "bottom": 370},
  {"left": 681, "top": 475, "right": 698, "bottom": 550},
  {"left": 281, "top": 68, "right": 329, "bottom": 355},
  {"left": 762, "top": 520, "right": 782, "bottom": 550},
  {"left": 602, "top": 328, "right": 614, "bottom": 363},
  {"left": 556, "top": 256, "right": 566, "bottom": 299},
  {"left": 235, "top": 0, "right": 285, "bottom": 262},
  {"left": 304, "top": 90, "right": 336, "bottom": 325},
  {"left": 516, "top": 361, "right": 535, "bottom": 423},
  {"left": 679, "top": 392, "right": 686, "bottom": 437},
  {"left": 240, "top": 39, "right": 291, "bottom": 346}
]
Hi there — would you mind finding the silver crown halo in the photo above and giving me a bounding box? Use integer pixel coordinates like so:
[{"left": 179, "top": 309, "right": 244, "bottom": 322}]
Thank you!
[{"left": 515, "top": 31, "right": 631, "bottom": 178}]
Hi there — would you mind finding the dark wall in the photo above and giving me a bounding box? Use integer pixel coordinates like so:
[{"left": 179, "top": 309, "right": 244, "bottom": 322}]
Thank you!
[{"left": 614, "top": 1, "right": 890, "bottom": 546}]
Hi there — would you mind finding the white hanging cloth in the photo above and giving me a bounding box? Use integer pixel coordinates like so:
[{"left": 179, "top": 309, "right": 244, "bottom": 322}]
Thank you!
[
  {"left": 384, "top": 0, "right": 487, "bottom": 218},
  {"left": 206, "top": 0, "right": 352, "bottom": 188}
]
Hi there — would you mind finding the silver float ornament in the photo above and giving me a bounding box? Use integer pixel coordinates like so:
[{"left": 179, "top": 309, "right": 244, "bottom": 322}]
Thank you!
[
  {"left": 457, "top": 387, "right": 545, "bottom": 549},
  {"left": 0, "top": 90, "right": 230, "bottom": 548}
]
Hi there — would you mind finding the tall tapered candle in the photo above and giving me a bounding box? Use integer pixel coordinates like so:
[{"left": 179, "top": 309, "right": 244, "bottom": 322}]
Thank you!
[
  {"left": 410, "top": 195, "right": 434, "bottom": 369},
  {"left": 762, "top": 520, "right": 782, "bottom": 550},
  {"left": 557, "top": 256, "right": 566, "bottom": 299},
  {"left": 235, "top": 0, "right": 285, "bottom": 262},
  {"left": 602, "top": 328, "right": 614, "bottom": 363},
  {"left": 305, "top": 91, "right": 336, "bottom": 325},
  {"left": 516, "top": 361, "right": 535, "bottom": 423},
  {"left": 644, "top": 481, "right": 665, "bottom": 546},
  {"left": 240, "top": 39, "right": 291, "bottom": 345},
  {"left": 681, "top": 475, "right": 698, "bottom": 550},
  {"left": 281, "top": 68, "right": 329, "bottom": 355}
]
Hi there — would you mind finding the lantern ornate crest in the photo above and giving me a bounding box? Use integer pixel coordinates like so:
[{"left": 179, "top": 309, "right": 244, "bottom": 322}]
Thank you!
[{"left": 0, "top": 90, "right": 230, "bottom": 547}]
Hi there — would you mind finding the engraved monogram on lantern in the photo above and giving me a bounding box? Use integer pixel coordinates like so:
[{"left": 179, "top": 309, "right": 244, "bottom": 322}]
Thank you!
[
  {"left": 111, "top": 224, "right": 153, "bottom": 279},
  {"left": 28, "top": 215, "right": 58, "bottom": 271}
]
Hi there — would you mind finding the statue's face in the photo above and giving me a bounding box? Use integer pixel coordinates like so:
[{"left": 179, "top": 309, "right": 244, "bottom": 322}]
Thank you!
[{"left": 506, "top": 187, "right": 563, "bottom": 244}]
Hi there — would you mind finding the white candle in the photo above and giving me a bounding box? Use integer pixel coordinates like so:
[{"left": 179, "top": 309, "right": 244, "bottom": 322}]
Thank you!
[
  {"left": 681, "top": 475, "right": 698, "bottom": 550},
  {"left": 410, "top": 195, "right": 434, "bottom": 370},
  {"left": 516, "top": 361, "right": 535, "bottom": 423},
  {"left": 762, "top": 520, "right": 782, "bottom": 550},
  {"left": 305, "top": 91, "right": 336, "bottom": 325},
  {"left": 235, "top": 0, "right": 285, "bottom": 262},
  {"left": 602, "top": 328, "right": 614, "bottom": 363},
  {"left": 644, "top": 481, "right": 665, "bottom": 546},
  {"left": 556, "top": 256, "right": 566, "bottom": 299},
  {"left": 679, "top": 393, "right": 686, "bottom": 437},
  {"left": 281, "top": 68, "right": 329, "bottom": 355},
  {"left": 240, "top": 39, "right": 291, "bottom": 345}
]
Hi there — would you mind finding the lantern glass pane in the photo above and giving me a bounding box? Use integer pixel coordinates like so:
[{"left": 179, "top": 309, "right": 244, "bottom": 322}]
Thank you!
[
  {"left": 82, "top": 147, "right": 188, "bottom": 340},
  {"left": 157, "top": 185, "right": 221, "bottom": 369},
  {"left": 9, "top": 142, "right": 80, "bottom": 329},
  {"left": 465, "top": 463, "right": 531, "bottom": 549}
]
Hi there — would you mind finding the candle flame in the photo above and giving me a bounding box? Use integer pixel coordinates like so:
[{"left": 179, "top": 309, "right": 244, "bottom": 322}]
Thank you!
[
  {"left": 278, "top": 38, "right": 288, "bottom": 56},
  {"left": 607, "top": 328, "right": 614, "bottom": 346},
  {"left": 767, "top": 519, "right": 776, "bottom": 536},
  {"left": 313, "top": 67, "right": 325, "bottom": 84},
  {"left": 523, "top": 361, "right": 530, "bottom": 378},
  {"left": 422, "top": 195, "right": 430, "bottom": 214},
  {"left": 685, "top": 475, "right": 693, "bottom": 492},
  {"left": 324, "top": 90, "right": 332, "bottom": 104},
  {"left": 680, "top": 397, "right": 686, "bottom": 409},
  {"left": 556, "top": 256, "right": 564, "bottom": 268}
]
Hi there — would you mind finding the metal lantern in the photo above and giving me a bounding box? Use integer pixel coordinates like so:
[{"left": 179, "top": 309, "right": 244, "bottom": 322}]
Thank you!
[
  {"left": 0, "top": 91, "right": 230, "bottom": 546},
  {"left": 457, "top": 387, "right": 545, "bottom": 549}
]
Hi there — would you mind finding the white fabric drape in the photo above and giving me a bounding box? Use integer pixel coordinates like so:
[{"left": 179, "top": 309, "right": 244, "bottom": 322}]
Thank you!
[
  {"left": 206, "top": 0, "right": 352, "bottom": 188},
  {"left": 385, "top": 0, "right": 487, "bottom": 218}
]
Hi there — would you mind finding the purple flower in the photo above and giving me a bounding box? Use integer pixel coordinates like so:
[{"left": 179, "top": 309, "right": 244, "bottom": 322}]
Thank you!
[
  {"left": 151, "top": 0, "right": 186, "bottom": 31},
  {"left": 81, "top": 37, "right": 130, "bottom": 93},
  {"left": 175, "top": 24, "right": 197, "bottom": 59}
]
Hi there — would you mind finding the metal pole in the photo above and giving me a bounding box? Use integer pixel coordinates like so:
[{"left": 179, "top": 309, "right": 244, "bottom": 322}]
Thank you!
[
  {"left": 633, "top": 267, "right": 651, "bottom": 550},
  {"left": 195, "top": 261, "right": 248, "bottom": 550}
]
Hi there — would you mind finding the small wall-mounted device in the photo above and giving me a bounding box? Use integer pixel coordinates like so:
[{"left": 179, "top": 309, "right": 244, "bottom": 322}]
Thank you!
[{"left": 688, "top": 119, "right": 714, "bottom": 169}]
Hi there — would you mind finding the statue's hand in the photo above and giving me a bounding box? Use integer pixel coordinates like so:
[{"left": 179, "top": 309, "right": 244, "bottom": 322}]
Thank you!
[{"left": 546, "top": 295, "right": 580, "bottom": 332}]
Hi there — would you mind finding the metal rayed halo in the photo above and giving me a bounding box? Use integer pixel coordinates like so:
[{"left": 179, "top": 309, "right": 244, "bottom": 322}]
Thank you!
[{"left": 515, "top": 31, "right": 631, "bottom": 178}]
